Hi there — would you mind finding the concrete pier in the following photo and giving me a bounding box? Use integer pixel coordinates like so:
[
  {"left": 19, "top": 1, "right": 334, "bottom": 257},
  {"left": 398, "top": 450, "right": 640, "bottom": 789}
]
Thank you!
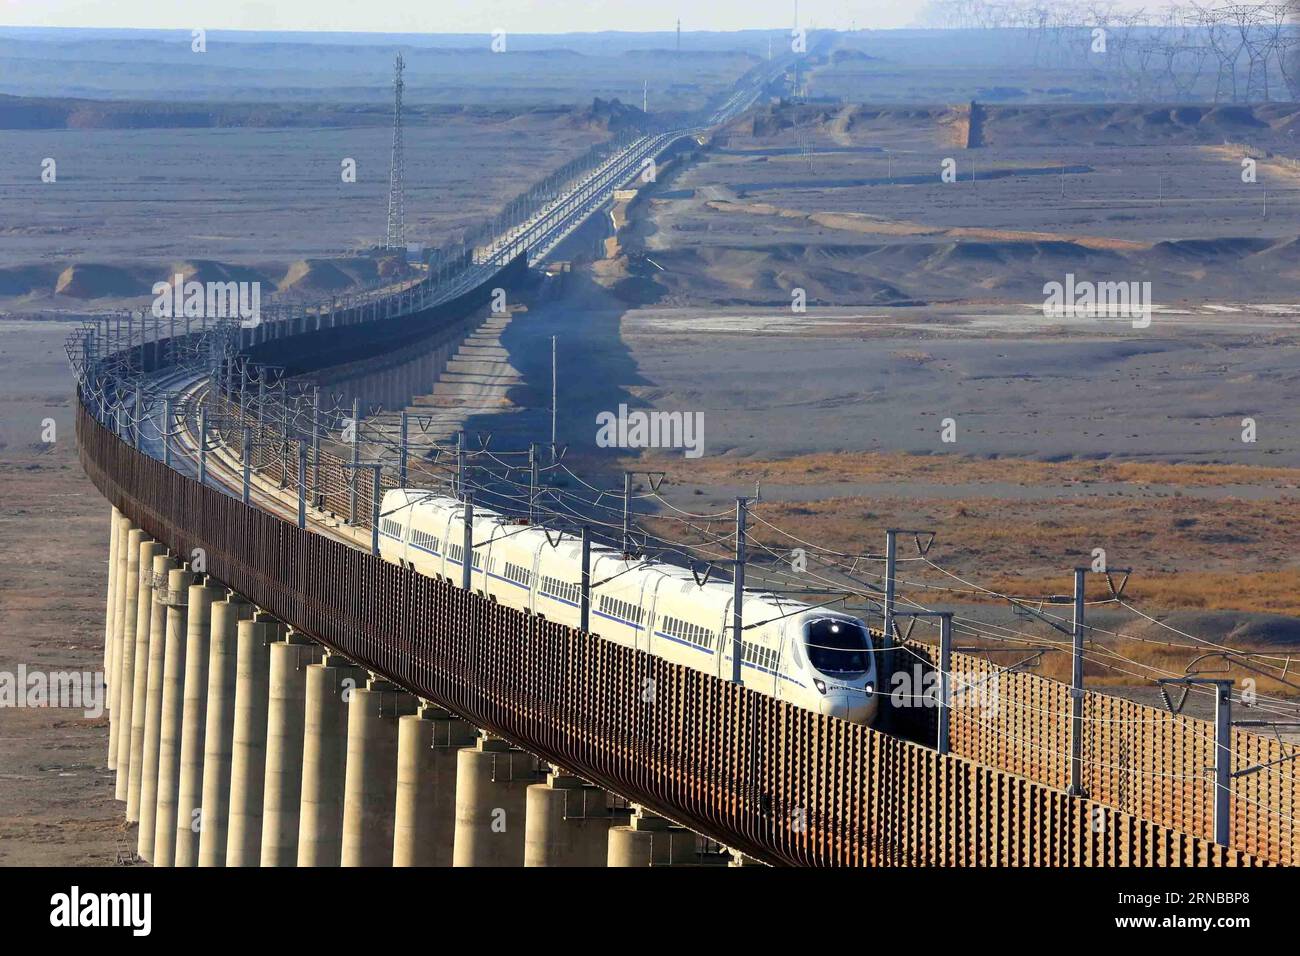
[
  {"left": 452, "top": 736, "right": 538, "bottom": 867},
  {"left": 260, "top": 632, "right": 322, "bottom": 867},
  {"left": 123, "top": 537, "right": 161, "bottom": 818},
  {"left": 340, "top": 678, "right": 416, "bottom": 867},
  {"left": 137, "top": 551, "right": 177, "bottom": 861},
  {"left": 102, "top": 507, "right": 119, "bottom": 713},
  {"left": 107, "top": 515, "right": 133, "bottom": 771},
  {"left": 197, "top": 596, "right": 253, "bottom": 867},
  {"left": 524, "top": 769, "right": 611, "bottom": 867},
  {"left": 607, "top": 807, "right": 697, "bottom": 867},
  {"left": 297, "top": 655, "right": 363, "bottom": 867},
  {"left": 174, "top": 579, "right": 219, "bottom": 867},
  {"left": 393, "top": 705, "right": 475, "bottom": 867},
  {"left": 225, "top": 616, "right": 281, "bottom": 867},
  {"left": 151, "top": 566, "right": 192, "bottom": 867}
]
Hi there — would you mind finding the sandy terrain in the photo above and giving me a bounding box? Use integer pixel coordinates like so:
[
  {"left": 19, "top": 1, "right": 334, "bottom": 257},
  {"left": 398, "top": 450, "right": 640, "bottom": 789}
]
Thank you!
[
  {"left": 626, "top": 103, "right": 1300, "bottom": 309},
  {"left": 0, "top": 118, "right": 610, "bottom": 311},
  {"left": 6, "top": 23, "right": 1300, "bottom": 866},
  {"left": 0, "top": 320, "right": 122, "bottom": 866}
]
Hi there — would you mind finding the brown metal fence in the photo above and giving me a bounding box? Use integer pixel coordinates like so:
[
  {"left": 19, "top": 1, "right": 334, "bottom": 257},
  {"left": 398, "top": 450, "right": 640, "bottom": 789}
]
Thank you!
[
  {"left": 78, "top": 400, "right": 1263, "bottom": 867},
  {"left": 897, "top": 640, "right": 1297, "bottom": 865}
]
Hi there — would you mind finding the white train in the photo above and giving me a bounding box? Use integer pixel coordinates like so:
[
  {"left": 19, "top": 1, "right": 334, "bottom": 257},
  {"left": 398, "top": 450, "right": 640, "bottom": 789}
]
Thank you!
[{"left": 378, "top": 489, "right": 879, "bottom": 724}]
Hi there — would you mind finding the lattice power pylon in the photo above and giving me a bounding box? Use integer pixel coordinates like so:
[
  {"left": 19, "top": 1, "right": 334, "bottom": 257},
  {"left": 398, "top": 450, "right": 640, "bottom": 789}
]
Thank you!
[{"left": 385, "top": 52, "right": 406, "bottom": 252}]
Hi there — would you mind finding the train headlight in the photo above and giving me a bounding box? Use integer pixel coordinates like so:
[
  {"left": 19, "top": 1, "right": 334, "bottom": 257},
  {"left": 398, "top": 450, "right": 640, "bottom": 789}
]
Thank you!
[
  {"left": 864, "top": 684, "right": 874, "bottom": 696},
  {"left": 813, "top": 678, "right": 827, "bottom": 695}
]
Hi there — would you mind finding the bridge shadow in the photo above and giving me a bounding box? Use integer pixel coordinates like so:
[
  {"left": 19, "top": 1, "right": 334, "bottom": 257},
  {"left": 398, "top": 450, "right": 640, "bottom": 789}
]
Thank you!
[{"left": 456, "top": 269, "right": 652, "bottom": 499}]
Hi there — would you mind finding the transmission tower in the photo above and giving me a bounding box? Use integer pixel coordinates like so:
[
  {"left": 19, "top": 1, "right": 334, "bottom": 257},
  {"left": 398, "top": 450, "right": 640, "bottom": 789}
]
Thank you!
[{"left": 385, "top": 52, "right": 406, "bottom": 252}]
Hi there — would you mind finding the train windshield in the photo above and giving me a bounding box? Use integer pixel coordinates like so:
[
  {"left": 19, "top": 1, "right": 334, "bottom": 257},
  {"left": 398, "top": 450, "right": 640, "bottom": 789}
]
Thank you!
[{"left": 804, "top": 619, "right": 871, "bottom": 677}]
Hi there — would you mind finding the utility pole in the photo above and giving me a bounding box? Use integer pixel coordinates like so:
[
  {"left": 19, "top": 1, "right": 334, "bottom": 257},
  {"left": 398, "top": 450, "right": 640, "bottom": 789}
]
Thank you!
[
  {"left": 1069, "top": 566, "right": 1087, "bottom": 796},
  {"left": 937, "top": 612, "right": 953, "bottom": 755},
  {"left": 462, "top": 496, "right": 474, "bottom": 591},
  {"left": 883, "top": 529, "right": 898, "bottom": 656},
  {"left": 551, "top": 335, "right": 557, "bottom": 464},
  {"left": 898, "top": 611, "right": 953, "bottom": 753},
  {"left": 580, "top": 525, "right": 592, "bottom": 632},
  {"left": 731, "top": 496, "right": 751, "bottom": 684},
  {"left": 882, "top": 528, "right": 936, "bottom": 731},
  {"left": 881, "top": 528, "right": 900, "bottom": 730},
  {"left": 399, "top": 410, "right": 409, "bottom": 486},
  {"left": 241, "top": 426, "right": 252, "bottom": 506},
  {"left": 385, "top": 52, "right": 406, "bottom": 251},
  {"left": 349, "top": 398, "right": 360, "bottom": 525},
  {"left": 198, "top": 408, "right": 207, "bottom": 486},
  {"left": 161, "top": 397, "right": 171, "bottom": 467},
  {"left": 528, "top": 443, "right": 539, "bottom": 523},
  {"left": 370, "top": 465, "right": 382, "bottom": 557},
  {"left": 311, "top": 387, "right": 321, "bottom": 508},
  {"left": 1214, "top": 680, "right": 1232, "bottom": 847},
  {"left": 297, "top": 442, "right": 307, "bottom": 529},
  {"left": 622, "top": 472, "right": 633, "bottom": 556},
  {"left": 1156, "top": 677, "right": 1234, "bottom": 847},
  {"left": 456, "top": 430, "right": 466, "bottom": 499},
  {"left": 281, "top": 385, "right": 290, "bottom": 486}
]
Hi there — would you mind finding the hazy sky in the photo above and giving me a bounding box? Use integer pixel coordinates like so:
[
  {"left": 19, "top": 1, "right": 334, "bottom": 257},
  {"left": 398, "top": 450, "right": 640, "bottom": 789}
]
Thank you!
[
  {"left": 0, "top": 0, "right": 1158, "bottom": 34},
  {"left": 0, "top": 0, "right": 1209, "bottom": 34}
]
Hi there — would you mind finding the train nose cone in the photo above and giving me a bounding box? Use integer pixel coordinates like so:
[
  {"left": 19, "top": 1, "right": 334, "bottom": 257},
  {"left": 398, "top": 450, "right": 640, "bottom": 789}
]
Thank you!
[{"left": 818, "top": 690, "right": 878, "bottom": 724}]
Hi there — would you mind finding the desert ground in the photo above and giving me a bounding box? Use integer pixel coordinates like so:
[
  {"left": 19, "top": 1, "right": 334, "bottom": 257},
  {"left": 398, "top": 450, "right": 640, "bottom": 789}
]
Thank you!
[
  {"left": 443, "top": 98, "right": 1300, "bottom": 709},
  {"left": 0, "top": 319, "right": 119, "bottom": 865},
  {"left": 3, "top": 25, "right": 1300, "bottom": 863}
]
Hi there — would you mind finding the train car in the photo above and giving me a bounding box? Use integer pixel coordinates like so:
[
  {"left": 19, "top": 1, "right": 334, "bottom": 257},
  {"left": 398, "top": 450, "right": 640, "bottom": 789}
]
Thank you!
[{"left": 379, "top": 489, "right": 878, "bottom": 724}]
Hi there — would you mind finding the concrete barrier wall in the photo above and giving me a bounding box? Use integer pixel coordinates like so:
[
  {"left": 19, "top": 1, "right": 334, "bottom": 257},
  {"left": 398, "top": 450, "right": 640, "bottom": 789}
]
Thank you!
[
  {"left": 77, "top": 403, "right": 1263, "bottom": 868},
  {"left": 897, "top": 639, "right": 1298, "bottom": 865}
]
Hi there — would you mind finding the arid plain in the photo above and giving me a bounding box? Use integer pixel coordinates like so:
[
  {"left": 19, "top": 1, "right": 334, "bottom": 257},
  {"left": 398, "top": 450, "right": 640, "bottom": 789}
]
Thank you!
[{"left": 4, "top": 25, "right": 1300, "bottom": 862}]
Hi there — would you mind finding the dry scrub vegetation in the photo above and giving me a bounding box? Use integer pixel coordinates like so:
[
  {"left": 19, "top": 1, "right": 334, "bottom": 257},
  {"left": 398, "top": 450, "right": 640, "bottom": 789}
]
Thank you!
[
  {"left": 644, "top": 450, "right": 1300, "bottom": 490},
  {"left": 635, "top": 451, "right": 1300, "bottom": 696}
]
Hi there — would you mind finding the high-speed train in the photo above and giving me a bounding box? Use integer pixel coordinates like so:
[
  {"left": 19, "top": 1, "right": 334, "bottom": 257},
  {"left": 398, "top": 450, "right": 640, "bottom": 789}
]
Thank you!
[{"left": 378, "top": 490, "right": 879, "bottom": 724}]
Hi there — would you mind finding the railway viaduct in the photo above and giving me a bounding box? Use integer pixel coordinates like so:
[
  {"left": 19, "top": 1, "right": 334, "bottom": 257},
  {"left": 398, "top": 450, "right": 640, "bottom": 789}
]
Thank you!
[{"left": 66, "top": 54, "right": 1289, "bottom": 868}]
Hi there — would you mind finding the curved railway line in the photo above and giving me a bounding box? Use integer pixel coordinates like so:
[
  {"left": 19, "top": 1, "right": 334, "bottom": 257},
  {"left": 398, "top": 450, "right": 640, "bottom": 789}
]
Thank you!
[{"left": 68, "top": 42, "right": 1284, "bottom": 867}]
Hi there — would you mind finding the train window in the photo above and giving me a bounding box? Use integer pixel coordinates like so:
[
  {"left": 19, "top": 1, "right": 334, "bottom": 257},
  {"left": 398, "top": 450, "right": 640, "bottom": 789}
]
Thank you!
[
  {"left": 804, "top": 619, "right": 870, "bottom": 677},
  {"left": 504, "top": 562, "right": 531, "bottom": 586}
]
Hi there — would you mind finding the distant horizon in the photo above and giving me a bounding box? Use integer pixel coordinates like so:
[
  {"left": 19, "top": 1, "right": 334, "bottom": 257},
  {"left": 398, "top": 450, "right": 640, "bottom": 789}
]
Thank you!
[
  {"left": 0, "top": 25, "right": 884, "bottom": 39},
  {"left": 0, "top": 0, "right": 1193, "bottom": 35}
]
